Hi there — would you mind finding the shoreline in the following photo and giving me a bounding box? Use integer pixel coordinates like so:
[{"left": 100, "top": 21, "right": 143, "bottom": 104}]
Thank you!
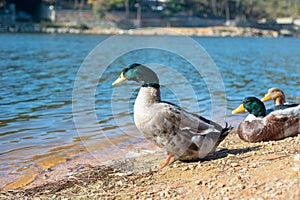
[
  {"left": 1, "top": 132, "right": 299, "bottom": 199},
  {"left": 0, "top": 25, "right": 290, "bottom": 37}
]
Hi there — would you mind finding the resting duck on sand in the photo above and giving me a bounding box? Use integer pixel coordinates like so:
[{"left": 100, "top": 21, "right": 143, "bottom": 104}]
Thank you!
[
  {"left": 232, "top": 96, "right": 300, "bottom": 142},
  {"left": 112, "top": 63, "right": 232, "bottom": 168},
  {"left": 261, "top": 88, "right": 299, "bottom": 114}
]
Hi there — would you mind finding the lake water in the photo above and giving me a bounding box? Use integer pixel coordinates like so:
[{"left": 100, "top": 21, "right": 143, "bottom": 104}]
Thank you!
[{"left": 1, "top": 33, "right": 299, "bottom": 188}]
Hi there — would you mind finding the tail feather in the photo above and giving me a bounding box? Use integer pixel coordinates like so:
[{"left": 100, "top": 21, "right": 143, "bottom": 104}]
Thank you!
[{"left": 216, "top": 122, "right": 233, "bottom": 146}]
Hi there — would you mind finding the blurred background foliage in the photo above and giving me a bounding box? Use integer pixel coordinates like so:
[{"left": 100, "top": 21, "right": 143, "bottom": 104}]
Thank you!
[{"left": 87, "top": 0, "right": 300, "bottom": 20}]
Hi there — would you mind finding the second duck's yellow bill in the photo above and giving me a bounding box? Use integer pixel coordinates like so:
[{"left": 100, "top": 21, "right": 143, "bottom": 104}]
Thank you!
[
  {"left": 261, "top": 93, "right": 271, "bottom": 102},
  {"left": 112, "top": 72, "right": 127, "bottom": 86},
  {"left": 232, "top": 104, "right": 246, "bottom": 114}
]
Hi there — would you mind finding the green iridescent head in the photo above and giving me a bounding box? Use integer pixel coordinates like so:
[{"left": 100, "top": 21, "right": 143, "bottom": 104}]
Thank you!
[
  {"left": 112, "top": 63, "right": 159, "bottom": 87},
  {"left": 232, "top": 96, "right": 266, "bottom": 117},
  {"left": 242, "top": 97, "right": 266, "bottom": 117}
]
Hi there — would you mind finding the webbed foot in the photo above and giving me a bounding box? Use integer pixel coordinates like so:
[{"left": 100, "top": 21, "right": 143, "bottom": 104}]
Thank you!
[{"left": 159, "top": 152, "right": 175, "bottom": 169}]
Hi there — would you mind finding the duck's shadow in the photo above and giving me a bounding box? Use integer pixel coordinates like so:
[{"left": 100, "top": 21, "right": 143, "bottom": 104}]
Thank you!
[{"left": 181, "top": 145, "right": 262, "bottom": 163}]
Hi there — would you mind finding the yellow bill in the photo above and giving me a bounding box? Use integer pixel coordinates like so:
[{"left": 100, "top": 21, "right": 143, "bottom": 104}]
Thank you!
[
  {"left": 261, "top": 93, "right": 271, "bottom": 102},
  {"left": 232, "top": 104, "right": 246, "bottom": 114},
  {"left": 112, "top": 72, "right": 127, "bottom": 86}
]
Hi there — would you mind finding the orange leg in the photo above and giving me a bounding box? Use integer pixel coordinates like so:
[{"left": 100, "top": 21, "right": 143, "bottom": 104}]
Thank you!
[{"left": 160, "top": 152, "right": 174, "bottom": 169}]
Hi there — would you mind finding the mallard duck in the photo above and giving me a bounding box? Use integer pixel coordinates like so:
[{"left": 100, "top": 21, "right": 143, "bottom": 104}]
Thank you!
[
  {"left": 112, "top": 63, "right": 232, "bottom": 168},
  {"left": 261, "top": 88, "right": 299, "bottom": 114},
  {"left": 232, "top": 96, "right": 300, "bottom": 142}
]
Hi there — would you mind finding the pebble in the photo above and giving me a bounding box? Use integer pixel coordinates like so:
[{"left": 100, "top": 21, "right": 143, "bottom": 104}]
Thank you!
[
  {"left": 182, "top": 166, "right": 190, "bottom": 171},
  {"left": 196, "top": 163, "right": 202, "bottom": 169},
  {"left": 43, "top": 174, "right": 49, "bottom": 180},
  {"left": 249, "top": 163, "right": 257, "bottom": 168},
  {"left": 114, "top": 172, "right": 126, "bottom": 176},
  {"left": 226, "top": 154, "right": 235, "bottom": 158},
  {"left": 217, "top": 183, "right": 226, "bottom": 188},
  {"left": 294, "top": 154, "right": 300, "bottom": 161},
  {"left": 276, "top": 182, "right": 283, "bottom": 188},
  {"left": 116, "top": 180, "right": 123, "bottom": 186},
  {"left": 126, "top": 171, "right": 133, "bottom": 176},
  {"left": 195, "top": 180, "right": 202, "bottom": 185},
  {"left": 240, "top": 168, "right": 247, "bottom": 172},
  {"left": 44, "top": 168, "right": 53, "bottom": 172},
  {"left": 158, "top": 191, "right": 165, "bottom": 197},
  {"left": 231, "top": 163, "right": 239, "bottom": 167},
  {"left": 240, "top": 184, "right": 246, "bottom": 189},
  {"left": 188, "top": 164, "right": 196, "bottom": 170}
]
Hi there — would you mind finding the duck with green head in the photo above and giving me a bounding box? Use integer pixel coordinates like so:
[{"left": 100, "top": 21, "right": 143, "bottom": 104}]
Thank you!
[
  {"left": 232, "top": 97, "right": 300, "bottom": 142},
  {"left": 113, "top": 63, "right": 232, "bottom": 168}
]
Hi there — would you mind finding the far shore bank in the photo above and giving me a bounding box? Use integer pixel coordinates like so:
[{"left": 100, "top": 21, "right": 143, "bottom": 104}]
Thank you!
[{"left": 1, "top": 24, "right": 296, "bottom": 37}]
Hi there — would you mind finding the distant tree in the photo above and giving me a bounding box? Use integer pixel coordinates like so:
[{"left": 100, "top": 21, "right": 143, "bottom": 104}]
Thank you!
[
  {"left": 87, "top": 0, "right": 300, "bottom": 20},
  {"left": 88, "top": 0, "right": 125, "bottom": 18}
]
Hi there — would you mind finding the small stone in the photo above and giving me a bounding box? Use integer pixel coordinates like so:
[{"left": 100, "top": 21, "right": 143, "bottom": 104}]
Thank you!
[
  {"left": 240, "top": 168, "right": 247, "bottom": 172},
  {"left": 182, "top": 166, "right": 189, "bottom": 171},
  {"left": 90, "top": 189, "right": 97, "bottom": 194},
  {"left": 249, "top": 163, "right": 257, "bottom": 168},
  {"left": 196, "top": 164, "right": 202, "bottom": 169},
  {"left": 158, "top": 191, "right": 165, "bottom": 197},
  {"left": 227, "top": 154, "right": 235, "bottom": 158},
  {"left": 173, "top": 163, "right": 179, "bottom": 168},
  {"left": 218, "top": 183, "right": 226, "bottom": 188},
  {"left": 116, "top": 180, "right": 123, "bottom": 186},
  {"left": 231, "top": 163, "right": 239, "bottom": 167},
  {"left": 188, "top": 164, "right": 196, "bottom": 170},
  {"left": 45, "top": 168, "right": 53, "bottom": 172},
  {"left": 43, "top": 174, "right": 49, "bottom": 180},
  {"left": 202, "top": 181, "right": 208, "bottom": 186},
  {"left": 240, "top": 184, "right": 246, "bottom": 189},
  {"left": 114, "top": 172, "right": 126, "bottom": 176},
  {"left": 276, "top": 182, "right": 283, "bottom": 188},
  {"left": 195, "top": 180, "right": 202, "bottom": 185},
  {"left": 126, "top": 171, "right": 133, "bottom": 176}
]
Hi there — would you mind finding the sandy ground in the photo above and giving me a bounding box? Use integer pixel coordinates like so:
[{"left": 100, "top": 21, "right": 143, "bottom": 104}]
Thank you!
[{"left": 1, "top": 131, "right": 299, "bottom": 200}]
